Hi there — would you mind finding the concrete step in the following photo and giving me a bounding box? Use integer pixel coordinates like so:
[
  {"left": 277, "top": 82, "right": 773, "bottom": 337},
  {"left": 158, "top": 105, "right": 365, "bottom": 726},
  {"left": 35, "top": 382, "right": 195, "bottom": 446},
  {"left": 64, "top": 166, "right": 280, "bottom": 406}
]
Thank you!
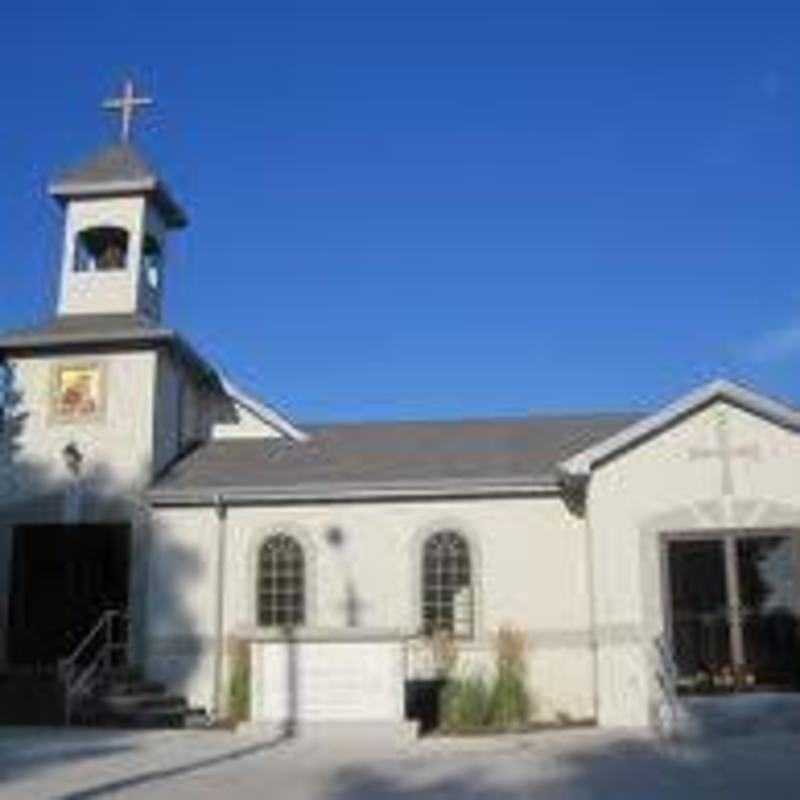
[
  {"left": 0, "top": 666, "right": 192, "bottom": 729},
  {"left": 78, "top": 668, "right": 194, "bottom": 729},
  {"left": 104, "top": 679, "right": 165, "bottom": 696},
  {"left": 108, "top": 665, "right": 143, "bottom": 683},
  {"left": 93, "top": 693, "right": 188, "bottom": 712},
  {"left": 86, "top": 707, "right": 188, "bottom": 729}
]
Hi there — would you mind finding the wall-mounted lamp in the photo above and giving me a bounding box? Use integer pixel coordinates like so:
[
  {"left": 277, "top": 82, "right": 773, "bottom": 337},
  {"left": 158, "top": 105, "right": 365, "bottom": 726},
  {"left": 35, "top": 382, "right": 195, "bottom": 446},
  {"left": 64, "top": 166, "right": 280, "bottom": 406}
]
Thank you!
[{"left": 62, "top": 441, "right": 83, "bottom": 477}]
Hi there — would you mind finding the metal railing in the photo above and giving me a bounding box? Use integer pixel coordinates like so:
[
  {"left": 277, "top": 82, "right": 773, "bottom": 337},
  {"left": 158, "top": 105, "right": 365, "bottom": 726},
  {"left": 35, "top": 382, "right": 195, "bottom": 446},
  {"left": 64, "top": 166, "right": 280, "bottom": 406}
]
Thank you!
[
  {"left": 654, "top": 632, "right": 683, "bottom": 738},
  {"left": 58, "top": 609, "right": 130, "bottom": 725}
]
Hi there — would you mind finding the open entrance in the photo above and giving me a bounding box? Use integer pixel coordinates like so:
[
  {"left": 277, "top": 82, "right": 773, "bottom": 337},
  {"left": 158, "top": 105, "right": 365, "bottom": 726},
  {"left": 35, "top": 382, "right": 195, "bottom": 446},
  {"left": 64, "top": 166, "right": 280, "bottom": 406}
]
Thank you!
[
  {"left": 8, "top": 524, "right": 130, "bottom": 667},
  {"left": 666, "top": 530, "right": 800, "bottom": 694}
]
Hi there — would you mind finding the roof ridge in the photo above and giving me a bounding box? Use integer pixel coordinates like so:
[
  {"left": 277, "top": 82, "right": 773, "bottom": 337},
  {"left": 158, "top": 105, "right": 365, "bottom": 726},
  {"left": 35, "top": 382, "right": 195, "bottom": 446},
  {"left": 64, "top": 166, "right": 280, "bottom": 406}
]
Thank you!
[{"left": 301, "top": 411, "right": 643, "bottom": 429}]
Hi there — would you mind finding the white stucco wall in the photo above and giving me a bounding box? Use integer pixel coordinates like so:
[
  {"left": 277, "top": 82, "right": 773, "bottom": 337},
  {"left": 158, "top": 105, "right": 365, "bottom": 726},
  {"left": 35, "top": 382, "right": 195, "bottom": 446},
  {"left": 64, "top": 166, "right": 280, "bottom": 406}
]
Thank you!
[
  {"left": 0, "top": 349, "right": 161, "bottom": 666},
  {"left": 144, "top": 506, "right": 220, "bottom": 713},
  {"left": 148, "top": 493, "right": 596, "bottom": 723},
  {"left": 0, "top": 345, "right": 222, "bottom": 669},
  {"left": 588, "top": 400, "right": 800, "bottom": 728},
  {"left": 152, "top": 352, "right": 220, "bottom": 475},
  {"left": 152, "top": 352, "right": 183, "bottom": 476},
  {"left": 0, "top": 350, "right": 158, "bottom": 501}
]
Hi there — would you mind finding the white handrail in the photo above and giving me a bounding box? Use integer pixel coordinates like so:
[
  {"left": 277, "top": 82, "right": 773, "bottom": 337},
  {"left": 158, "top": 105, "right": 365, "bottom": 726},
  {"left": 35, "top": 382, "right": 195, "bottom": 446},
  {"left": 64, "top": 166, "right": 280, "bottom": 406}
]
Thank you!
[
  {"left": 60, "top": 610, "right": 116, "bottom": 675},
  {"left": 654, "top": 633, "right": 683, "bottom": 738},
  {"left": 58, "top": 609, "right": 129, "bottom": 725}
]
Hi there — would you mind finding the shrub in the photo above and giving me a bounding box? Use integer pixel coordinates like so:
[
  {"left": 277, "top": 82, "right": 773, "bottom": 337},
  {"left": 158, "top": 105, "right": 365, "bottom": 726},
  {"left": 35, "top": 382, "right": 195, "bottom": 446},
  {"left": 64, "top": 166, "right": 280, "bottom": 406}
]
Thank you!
[
  {"left": 440, "top": 673, "right": 490, "bottom": 732},
  {"left": 487, "top": 662, "right": 530, "bottom": 728},
  {"left": 487, "top": 626, "right": 530, "bottom": 729},
  {"left": 227, "top": 637, "right": 251, "bottom": 724},
  {"left": 434, "top": 626, "right": 532, "bottom": 734}
]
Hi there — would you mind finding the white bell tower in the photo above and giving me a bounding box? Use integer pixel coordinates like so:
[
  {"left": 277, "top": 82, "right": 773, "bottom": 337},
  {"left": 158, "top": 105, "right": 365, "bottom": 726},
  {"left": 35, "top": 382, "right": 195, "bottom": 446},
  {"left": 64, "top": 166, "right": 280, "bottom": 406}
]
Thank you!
[{"left": 49, "top": 80, "right": 187, "bottom": 324}]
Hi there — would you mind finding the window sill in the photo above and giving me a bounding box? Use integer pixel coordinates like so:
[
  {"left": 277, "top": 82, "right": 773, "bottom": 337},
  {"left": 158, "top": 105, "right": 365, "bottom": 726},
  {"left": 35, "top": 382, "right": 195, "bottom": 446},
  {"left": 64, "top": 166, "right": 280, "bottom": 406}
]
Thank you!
[{"left": 232, "top": 625, "right": 414, "bottom": 643}]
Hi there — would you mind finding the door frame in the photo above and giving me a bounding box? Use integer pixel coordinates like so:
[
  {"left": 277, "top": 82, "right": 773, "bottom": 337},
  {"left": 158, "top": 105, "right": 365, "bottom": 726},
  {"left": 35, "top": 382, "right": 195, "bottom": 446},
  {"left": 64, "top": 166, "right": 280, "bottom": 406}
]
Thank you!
[
  {"left": 7, "top": 522, "right": 132, "bottom": 667},
  {"left": 660, "top": 527, "right": 800, "bottom": 690}
]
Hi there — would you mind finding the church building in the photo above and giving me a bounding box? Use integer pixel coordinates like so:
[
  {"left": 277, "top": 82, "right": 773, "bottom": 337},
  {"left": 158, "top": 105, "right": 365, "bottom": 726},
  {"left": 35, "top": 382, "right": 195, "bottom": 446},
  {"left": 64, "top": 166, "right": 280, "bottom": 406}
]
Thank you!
[{"left": 2, "top": 84, "right": 800, "bottom": 731}]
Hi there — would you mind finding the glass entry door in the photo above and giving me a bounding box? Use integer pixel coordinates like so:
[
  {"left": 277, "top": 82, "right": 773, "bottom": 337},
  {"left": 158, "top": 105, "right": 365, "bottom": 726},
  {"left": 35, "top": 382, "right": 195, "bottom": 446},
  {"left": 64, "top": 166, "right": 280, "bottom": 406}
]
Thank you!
[{"left": 667, "top": 532, "right": 799, "bottom": 694}]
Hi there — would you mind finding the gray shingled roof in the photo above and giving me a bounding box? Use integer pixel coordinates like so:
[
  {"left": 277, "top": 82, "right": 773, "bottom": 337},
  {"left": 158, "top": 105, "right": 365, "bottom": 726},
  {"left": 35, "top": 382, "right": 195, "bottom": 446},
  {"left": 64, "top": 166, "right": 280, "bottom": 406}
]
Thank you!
[
  {"left": 152, "top": 414, "right": 641, "bottom": 500},
  {"left": 0, "top": 313, "right": 160, "bottom": 346},
  {"left": 0, "top": 314, "right": 178, "bottom": 356},
  {"left": 0, "top": 314, "right": 220, "bottom": 388},
  {"left": 53, "top": 143, "right": 157, "bottom": 186},
  {"left": 49, "top": 143, "right": 187, "bottom": 228}
]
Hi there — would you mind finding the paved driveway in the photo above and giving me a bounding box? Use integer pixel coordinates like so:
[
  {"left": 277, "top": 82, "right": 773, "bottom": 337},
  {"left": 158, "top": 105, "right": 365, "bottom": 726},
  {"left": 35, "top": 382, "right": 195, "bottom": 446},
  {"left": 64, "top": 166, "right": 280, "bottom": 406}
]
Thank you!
[{"left": 1, "top": 725, "right": 799, "bottom": 799}]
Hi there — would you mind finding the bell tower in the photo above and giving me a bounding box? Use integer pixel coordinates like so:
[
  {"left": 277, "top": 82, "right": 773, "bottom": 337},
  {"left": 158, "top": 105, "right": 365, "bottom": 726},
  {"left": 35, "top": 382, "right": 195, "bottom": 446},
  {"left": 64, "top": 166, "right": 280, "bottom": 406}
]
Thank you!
[{"left": 49, "top": 80, "right": 187, "bottom": 324}]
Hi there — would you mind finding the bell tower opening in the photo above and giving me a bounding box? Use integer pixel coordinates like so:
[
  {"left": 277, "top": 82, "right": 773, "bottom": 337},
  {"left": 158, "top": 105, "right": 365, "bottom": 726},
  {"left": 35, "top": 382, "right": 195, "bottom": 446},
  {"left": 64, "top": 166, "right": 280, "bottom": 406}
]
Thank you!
[
  {"left": 142, "top": 234, "right": 163, "bottom": 289},
  {"left": 74, "top": 226, "right": 129, "bottom": 272}
]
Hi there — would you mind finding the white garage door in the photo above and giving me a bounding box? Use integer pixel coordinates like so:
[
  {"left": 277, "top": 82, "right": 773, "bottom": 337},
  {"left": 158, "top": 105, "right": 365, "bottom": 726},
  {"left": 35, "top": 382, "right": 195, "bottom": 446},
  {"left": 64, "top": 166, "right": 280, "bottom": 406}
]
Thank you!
[{"left": 253, "top": 640, "right": 405, "bottom": 723}]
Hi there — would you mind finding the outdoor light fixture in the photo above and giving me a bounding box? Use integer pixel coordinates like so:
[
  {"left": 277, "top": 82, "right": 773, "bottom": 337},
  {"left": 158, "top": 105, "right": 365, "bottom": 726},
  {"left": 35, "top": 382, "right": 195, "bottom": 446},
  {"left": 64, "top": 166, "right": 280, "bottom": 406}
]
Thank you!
[{"left": 62, "top": 441, "right": 83, "bottom": 476}]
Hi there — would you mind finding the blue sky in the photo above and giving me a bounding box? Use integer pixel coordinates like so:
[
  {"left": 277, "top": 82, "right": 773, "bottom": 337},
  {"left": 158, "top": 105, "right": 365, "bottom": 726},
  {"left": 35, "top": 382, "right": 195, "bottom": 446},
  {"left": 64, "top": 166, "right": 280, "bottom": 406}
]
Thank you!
[{"left": 1, "top": 0, "right": 799, "bottom": 421}]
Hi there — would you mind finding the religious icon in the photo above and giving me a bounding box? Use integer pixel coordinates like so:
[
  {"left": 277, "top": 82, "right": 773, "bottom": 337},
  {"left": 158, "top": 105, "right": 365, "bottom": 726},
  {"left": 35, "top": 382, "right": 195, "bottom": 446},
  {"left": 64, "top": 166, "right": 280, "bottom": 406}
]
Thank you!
[{"left": 53, "top": 365, "right": 103, "bottom": 420}]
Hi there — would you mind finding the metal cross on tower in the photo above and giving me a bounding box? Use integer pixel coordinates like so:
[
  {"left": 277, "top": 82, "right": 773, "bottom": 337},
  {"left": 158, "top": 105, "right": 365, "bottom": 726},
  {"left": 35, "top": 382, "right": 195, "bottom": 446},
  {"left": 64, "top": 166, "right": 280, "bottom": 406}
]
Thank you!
[{"left": 102, "top": 79, "right": 153, "bottom": 143}]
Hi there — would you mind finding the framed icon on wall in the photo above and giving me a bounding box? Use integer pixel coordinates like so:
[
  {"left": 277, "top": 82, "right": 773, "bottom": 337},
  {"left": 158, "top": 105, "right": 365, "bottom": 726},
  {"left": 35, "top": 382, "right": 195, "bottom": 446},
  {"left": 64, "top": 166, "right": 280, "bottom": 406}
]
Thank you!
[{"left": 51, "top": 363, "right": 105, "bottom": 422}]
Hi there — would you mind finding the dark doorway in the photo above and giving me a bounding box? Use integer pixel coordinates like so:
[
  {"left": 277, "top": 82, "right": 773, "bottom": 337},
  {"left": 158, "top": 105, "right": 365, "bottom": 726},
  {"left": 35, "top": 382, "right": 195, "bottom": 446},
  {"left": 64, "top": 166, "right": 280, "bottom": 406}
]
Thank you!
[
  {"left": 8, "top": 524, "right": 130, "bottom": 667},
  {"left": 667, "top": 531, "right": 800, "bottom": 694}
]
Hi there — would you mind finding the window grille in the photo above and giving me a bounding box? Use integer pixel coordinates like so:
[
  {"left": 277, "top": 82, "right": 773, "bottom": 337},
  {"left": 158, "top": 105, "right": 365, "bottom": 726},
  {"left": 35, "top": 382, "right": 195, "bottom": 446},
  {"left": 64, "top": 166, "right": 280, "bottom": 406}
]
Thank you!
[
  {"left": 422, "top": 530, "right": 473, "bottom": 636},
  {"left": 257, "top": 534, "right": 305, "bottom": 627}
]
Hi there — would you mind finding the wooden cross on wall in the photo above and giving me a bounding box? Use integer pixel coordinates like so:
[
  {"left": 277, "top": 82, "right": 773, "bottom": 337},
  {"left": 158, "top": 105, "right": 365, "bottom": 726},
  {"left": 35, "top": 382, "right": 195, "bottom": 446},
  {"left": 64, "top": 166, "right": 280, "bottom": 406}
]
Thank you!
[{"left": 688, "top": 409, "right": 760, "bottom": 496}]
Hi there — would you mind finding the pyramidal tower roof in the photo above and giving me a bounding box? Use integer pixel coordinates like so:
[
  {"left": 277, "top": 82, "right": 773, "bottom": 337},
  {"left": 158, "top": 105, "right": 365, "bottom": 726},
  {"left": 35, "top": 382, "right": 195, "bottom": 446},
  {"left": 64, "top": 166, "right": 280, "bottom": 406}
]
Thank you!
[{"left": 49, "top": 141, "right": 187, "bottom": 229}]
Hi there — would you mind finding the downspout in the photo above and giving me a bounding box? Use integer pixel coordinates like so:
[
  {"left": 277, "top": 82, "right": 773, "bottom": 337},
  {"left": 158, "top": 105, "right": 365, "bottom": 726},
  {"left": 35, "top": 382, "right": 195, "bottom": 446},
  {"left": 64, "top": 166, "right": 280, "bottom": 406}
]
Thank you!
[
  {"left": 570, "top": 470, "right": 600, "bottom": 725},
  {"left": 212, "top": 493, "right": 227, "bottom": 719},
  {"left": 583, "top": 476, "right": 601, "bottom": 725}
]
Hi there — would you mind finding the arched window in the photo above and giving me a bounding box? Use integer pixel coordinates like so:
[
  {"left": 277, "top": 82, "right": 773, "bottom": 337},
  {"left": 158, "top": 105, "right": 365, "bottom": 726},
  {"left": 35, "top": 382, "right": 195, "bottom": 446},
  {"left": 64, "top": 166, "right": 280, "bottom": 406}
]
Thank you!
[
  {"left": 422, "top": 530, "right": 473, "bottom": 636},
  {"left": 74, "top": 226, "right": 129, "bottom": 272},
  {"left": 257, "top": 534, "right": 305, "bottom": 627}
]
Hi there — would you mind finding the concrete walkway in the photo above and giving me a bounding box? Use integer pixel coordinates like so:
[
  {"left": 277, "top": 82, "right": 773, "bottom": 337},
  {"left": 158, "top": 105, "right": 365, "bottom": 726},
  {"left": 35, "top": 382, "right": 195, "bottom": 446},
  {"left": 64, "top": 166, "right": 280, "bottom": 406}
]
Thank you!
[{"left": 1, "top": 725, "right": 799, "bottom": 798}]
